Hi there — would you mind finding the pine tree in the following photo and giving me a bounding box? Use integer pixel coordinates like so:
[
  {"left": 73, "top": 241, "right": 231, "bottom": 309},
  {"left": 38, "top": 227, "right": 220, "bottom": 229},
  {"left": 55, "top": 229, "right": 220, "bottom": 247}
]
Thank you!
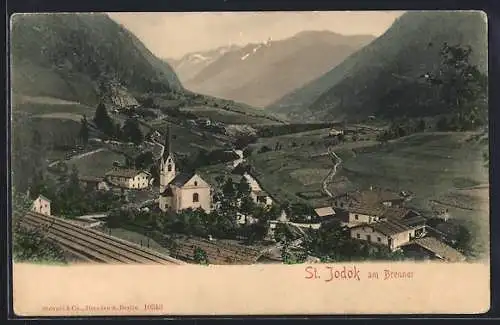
[
  {"left": 93, "top": 102, "right": 114, "bottom": 136},
  {"left": 122, "top": 118, "right": 144, "bottom": 144},
  {"left": 79, "top": 115, "right": 89, "bottom": 145}
]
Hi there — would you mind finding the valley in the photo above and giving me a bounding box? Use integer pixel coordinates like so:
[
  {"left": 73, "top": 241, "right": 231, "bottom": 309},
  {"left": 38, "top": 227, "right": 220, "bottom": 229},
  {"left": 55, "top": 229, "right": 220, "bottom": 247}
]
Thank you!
[{"left": 11, "top": 11, "right": 489, "bottom": 266}]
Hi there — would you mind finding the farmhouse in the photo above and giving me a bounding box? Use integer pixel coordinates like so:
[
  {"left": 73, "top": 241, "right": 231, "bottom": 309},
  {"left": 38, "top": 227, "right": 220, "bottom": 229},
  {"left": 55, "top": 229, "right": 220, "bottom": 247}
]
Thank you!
[
  {"left": 243, "top": 172, "right": 274, "bottom": 207},
  {"left": 105, "top": 168, "right": 151, "bottom": 189},
  {"left": 79, "top": 176, "right": 110, "bottom": 191},
  {"left": 334, "top": 187, "right": 405, "bottom": 209},
  {"left": 329, "top": 128, "right": 344, "bottom": 137},
  {"left": 341, "top": 204, "right": 386, "bottom": 226},
  {"left": 350, "top": 219, "right": 417, "bottom": 251},
  {"left": 401, "top": 237, "right": 466, "bottom": 262},
  {"left": 31, "top": 194, "right": 51, "bottom": 216},
  {"left": 158, "top": 126, "right": 212, "bottom": 213}
]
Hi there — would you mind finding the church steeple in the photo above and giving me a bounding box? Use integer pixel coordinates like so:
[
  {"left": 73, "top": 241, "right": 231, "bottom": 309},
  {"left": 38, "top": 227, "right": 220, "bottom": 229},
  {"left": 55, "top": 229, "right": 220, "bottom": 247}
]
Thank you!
[
  {"left": 160, "top": 124, "right": 176, "bottom": 192},
  {"left": 163, "top": 124, "right": 172, "bottom": 159}
]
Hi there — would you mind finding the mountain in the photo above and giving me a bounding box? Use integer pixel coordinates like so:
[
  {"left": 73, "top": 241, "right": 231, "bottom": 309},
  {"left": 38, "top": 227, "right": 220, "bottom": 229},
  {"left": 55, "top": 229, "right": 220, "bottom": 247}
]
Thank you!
[
  {"left": 11, "top": 13, "right": 183, "bottom": 107},
  {"left": 181, "top": 31, "right": 375, "bottom": 108},
  {"left": 268, "top": 11, "right": 488, "bottom": 122},
  {"left": 165, "top": 45, "right": 242, "bottom": 83}
]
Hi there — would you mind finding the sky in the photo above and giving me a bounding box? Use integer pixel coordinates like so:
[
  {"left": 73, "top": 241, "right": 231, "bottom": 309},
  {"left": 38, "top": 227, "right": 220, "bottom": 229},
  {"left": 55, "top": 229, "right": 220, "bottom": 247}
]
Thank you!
[{"left": 108, "top": 11, "right": 405, "bottom": 59}]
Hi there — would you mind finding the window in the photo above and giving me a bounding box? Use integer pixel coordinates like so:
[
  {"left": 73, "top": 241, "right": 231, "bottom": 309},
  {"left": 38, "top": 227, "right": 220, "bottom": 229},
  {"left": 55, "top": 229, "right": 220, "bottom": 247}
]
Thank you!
[
  {"left": 194, "top": 181, "right": 198, "bottom": 186},
  {"left": 366, "top": 235, "right": 371, "bottom": 241},
  {"left": 193, "top": 193, "right": 199, "bottom": 203},
  {"left": 356, "top": 233, "right": 360, "bottom": 239},
  {"left": 354, "top": 214, "right": 359, "bottom": 220},
  {"left": 168, "top": 164, "right": 172, "bottom": 172},
  {"left": 45, "top": 204, "right": 48, "bottom": 208},
  {"left": 377, "top": 237, "right": 381, "bottom": 242}
]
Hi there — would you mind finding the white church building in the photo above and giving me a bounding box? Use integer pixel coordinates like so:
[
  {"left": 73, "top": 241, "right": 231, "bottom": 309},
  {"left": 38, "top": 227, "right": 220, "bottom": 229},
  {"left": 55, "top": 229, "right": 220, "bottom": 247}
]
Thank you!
[{"left": 158, "top": 126, "right": 212, "bottom": 213}]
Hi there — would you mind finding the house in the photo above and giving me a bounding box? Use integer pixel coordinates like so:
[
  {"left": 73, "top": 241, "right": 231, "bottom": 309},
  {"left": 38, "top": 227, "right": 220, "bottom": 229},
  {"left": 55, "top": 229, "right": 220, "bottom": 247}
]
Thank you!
[
  {"left": 236, "top": 212, "right": 258, "bottom": 225},
  {"left": 158, "top": 125, "right": 212, "bottom": 213},
  {"left": 314, "top": 206, "right": 336, "bottom": 219},
  {"left": 250, "top": 190, "right": 273, "bottom": 206},
  {"left": 343, "top": 204, "right": 386, "bottom": 226},
  {"left": 105, "top": 168, "right": 151, "bottom": 189},
  {"left": 196, "top": 117, "right": 211, "bottom": 127},
  {"left": 79, "top": 176, "right": 110, "bottom": 191},
  {"left": 350, "top": 219, "right": 417, "bottom": 251},
  {"left": 401, "top": 237, "right": 466, "bottom": 262},
  {"left": 329, "top": 128, "right": 343, "bottom": 137},
  {"left": 31, "top": 194, "right": 51, "bottom": 216},
  {"left": 334, "top": 188, "right": 405, "bottom": 208},
  {"left": 333, "top": 188, "right": 407, "bottom": 226},
  {"left": 380, "top": 207, "right": 427, "bottom": 237},
  {"left": 243, "top": 172, "right": 274, "bottom": 207}
]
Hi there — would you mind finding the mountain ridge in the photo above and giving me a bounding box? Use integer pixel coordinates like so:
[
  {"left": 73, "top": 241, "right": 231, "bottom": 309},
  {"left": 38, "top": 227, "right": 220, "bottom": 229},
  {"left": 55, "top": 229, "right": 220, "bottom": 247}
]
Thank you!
[
  {"left": 11, "top": 13, "right": 183, "bottom": 107},
  {"left": 268, "top": 11, "right": 487, "bottom": 122},
  {"left": 176, "top": 30, "right": 375, "bottom": 108}
]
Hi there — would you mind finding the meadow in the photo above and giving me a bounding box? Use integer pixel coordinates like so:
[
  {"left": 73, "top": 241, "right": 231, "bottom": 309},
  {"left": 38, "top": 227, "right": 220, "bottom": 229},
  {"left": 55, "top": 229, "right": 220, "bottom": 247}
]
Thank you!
[
  {"left": 180, "top": 107, "right": 277, "bottom": 125},
  {"left": 68, "top": 149, "right": 126, "bottom": 178}
]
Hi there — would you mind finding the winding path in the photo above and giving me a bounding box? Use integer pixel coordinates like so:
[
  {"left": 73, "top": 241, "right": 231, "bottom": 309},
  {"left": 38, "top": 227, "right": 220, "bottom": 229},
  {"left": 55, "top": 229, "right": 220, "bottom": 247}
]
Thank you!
[
  {"left": 322, "top": 147, "right": 343, "bottom": 198},
  {"left": 48, "top": 147, "right": 106, "bottom": 167}
]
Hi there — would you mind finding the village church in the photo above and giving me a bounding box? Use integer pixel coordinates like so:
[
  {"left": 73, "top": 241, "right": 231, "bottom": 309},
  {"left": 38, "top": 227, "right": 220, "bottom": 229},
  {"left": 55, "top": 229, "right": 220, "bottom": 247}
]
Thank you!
[{"left": 158, "top": 126, "right": 212, "bottom": 213}]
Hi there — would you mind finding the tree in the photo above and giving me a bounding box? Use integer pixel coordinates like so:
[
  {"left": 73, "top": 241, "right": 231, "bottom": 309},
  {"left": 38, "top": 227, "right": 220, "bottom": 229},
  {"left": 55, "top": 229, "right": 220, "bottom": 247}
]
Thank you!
[
  {"left": 79, "top": 115, "right": 90, "bottom": 145},
  {"left": 135, "top": 151, "right": 154, "bottom": 170},
  {"left": 115, "top": 123, "right": 123, "bottom": 141},
  {"left": 424, "top": 43, "right": 488, "bottom": 130},
  {"left": 237, "top": 176, "right": 251, "bottom": 198},
  {"left": 436, "top": 116, "right": 449, "bottom": 131},
  {"left": 122, "top": 118, "right": 144, "bottom": 145},
  {"left": 193, "top": 247, "right": 209, "bottom": 265},
  {"left": 93, "top": 102, "right": 114, "bottom": 136},
  {"left": 417, "top": 119, "right": 426, "bottom": 132}
]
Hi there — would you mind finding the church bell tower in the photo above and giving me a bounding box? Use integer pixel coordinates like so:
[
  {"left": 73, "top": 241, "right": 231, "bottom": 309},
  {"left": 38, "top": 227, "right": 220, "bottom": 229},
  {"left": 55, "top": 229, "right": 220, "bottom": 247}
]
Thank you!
[{"left": 159, "top": 125, "right": 176, "bottom": 192}]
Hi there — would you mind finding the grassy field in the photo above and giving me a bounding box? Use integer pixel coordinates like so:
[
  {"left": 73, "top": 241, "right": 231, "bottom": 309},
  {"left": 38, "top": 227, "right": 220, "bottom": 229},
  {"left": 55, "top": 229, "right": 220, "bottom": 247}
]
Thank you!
[
  {"left": 246, "top": 131, "right": 489, "bottom": 256},
  {"left": 148, "top": 120, "right": 227, "bottom": 154},
  {"left": 332, "top": 132, "right": 489, "bottom": 258},
  {"left": 68, "top": 149, "right": 126, "bottom": 178},
  {"left": 98, "top": 227, "right": 173, "bottom": 256},
  {"left": 12, "top": 95, "right": 96, "bottom": 117},
  {"left": 180, "top": 106, "right": 277, "bottom": 125},
  {"left": 247, "top": 150, "right": 333, "bottom": 207}
]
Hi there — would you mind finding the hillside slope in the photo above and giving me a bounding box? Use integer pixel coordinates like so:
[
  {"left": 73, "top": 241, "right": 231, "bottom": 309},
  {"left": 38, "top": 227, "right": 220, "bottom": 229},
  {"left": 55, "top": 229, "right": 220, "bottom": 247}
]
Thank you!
[
  {"left": 269, "top": 11, "right": 487, "bottom": 122},
  {"left": 11, "top": 13, "right": 183, "bottom": 107},
  {"left": 182, "top": 31, "right": 375, "bottom": 108}
]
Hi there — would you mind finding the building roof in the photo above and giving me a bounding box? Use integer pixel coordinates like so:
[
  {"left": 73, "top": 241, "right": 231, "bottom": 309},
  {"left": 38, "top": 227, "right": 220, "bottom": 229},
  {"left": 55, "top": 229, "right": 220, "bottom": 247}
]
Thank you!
[
  {"left": 79, "top": 176, "right": 105, "bottom": 183},
  {"left": 401, "top": 215, "right": 427, "bottom": 227},
  {"left": 160, "top": 187, "right": 174, "bottom": 197},
  {"left": 349, "top": 204, "right": 386, "bottom": 217},
  {"left": 35, "top": 194, "right": 51, "bottom": 202},
  {"left": 254, "top": 190, "right": 269, "bottom": 197},
  {"left": 341, "top": 188, "right": 403, "bottom": 206},
  {"left": 169, "top": 173, "right": 195, "bottom": 187},
  {"left": 353, "top": 219, "right": 412, "bottom": 237},
  {"left": 105, "top": 168, "right": 150, "bottom": 178},
  {"left": 314, "top": 207, "right": 336, "bottom": 217},
  {"left": 410, "top": 237, "right": 466, "bottom": 262},
  {"left": 380, "top": 207, "right": 410, "bottom": 220}
]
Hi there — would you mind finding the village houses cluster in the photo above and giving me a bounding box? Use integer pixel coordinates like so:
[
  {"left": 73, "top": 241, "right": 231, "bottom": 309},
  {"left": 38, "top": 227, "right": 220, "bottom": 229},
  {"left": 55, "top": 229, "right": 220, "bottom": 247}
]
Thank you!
[{"left": 29, "top": 125, "right": 465, "bottom": 263}]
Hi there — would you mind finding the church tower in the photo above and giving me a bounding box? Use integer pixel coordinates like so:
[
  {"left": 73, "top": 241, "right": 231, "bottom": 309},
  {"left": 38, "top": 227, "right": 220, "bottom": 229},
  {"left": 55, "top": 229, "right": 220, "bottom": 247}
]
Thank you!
[{"left": 159, "top": 125, "right": 176, "bottom": 192}]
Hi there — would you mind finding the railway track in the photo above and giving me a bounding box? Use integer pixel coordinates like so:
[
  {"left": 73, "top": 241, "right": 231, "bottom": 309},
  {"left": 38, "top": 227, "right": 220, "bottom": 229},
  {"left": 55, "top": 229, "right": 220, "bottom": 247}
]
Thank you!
[{"left": 21, "top": 212, "right": 184, "bottom": 265}]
